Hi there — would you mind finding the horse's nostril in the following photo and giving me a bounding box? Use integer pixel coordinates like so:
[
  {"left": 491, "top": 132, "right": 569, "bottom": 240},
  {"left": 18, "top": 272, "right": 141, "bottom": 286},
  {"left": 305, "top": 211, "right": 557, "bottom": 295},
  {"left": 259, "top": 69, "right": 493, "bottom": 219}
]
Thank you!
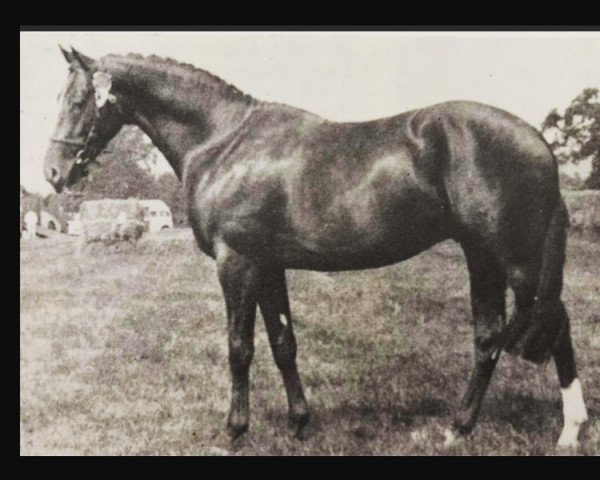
[{"left": 51, "top": 168, "right": 59, "bottom": 182}]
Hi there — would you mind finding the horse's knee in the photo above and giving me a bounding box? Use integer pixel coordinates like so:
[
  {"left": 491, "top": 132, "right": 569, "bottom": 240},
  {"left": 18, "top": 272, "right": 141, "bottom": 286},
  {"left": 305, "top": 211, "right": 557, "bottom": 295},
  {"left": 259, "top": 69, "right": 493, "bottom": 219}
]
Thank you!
[{"left": 228, "top": 340, "right": 254, "bottom": 375}]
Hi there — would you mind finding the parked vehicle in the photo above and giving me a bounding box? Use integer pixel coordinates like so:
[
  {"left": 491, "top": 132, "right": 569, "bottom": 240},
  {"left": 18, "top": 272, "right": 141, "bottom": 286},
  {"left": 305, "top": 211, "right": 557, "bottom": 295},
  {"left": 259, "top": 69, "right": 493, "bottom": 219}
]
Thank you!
[{"left": 139, "top": 200, "right": 174, "bottom": 232}]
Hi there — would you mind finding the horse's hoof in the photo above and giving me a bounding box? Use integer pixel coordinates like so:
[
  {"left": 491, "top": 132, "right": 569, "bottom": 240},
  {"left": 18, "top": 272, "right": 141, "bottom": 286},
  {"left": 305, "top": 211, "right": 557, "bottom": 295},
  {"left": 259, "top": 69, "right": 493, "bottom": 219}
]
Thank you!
[
  {"left": 442, "top": 429, "right": 463, "bottom": 449},
  {"left": 227, "top": 420, "right": 248, "bottom": 441},
  {"left": 556, "top": 435, "right": 579, "bottom": 456},
  {"left": 556, "top": 420, "right": 585, "bottom": 451},
  {"left": 556, "top": 436, "right": 579, "bottom": 451},
  {"left": 556, "top": 442, "right": 579, "bottom": 455},
  {"left": 287, "top": 411, "right": 310, "bottom": 439}
]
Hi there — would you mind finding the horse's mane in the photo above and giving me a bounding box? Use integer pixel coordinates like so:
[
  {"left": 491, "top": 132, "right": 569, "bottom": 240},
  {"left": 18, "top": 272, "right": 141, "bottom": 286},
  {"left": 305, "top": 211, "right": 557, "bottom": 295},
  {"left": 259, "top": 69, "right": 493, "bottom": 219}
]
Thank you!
[
  {"left": 99, "top": 53, "right": 254, "bottom": 104},
  {"left": 97, "top": 53, "right": 323, "bottom": 119}
]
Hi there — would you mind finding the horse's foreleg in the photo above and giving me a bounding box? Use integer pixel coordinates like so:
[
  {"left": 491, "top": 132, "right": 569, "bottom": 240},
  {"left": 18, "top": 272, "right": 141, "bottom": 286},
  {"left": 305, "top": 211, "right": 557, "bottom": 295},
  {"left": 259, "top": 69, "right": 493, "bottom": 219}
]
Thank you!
[
  {"left": 552, "top": 306, "right": 588, "bottom": 449},
  {"left": 448, "top": 244, "right": 506, "bottom": 444},
  {"left": 257, "top": 269, "right": 309, "bottom": 437},
  {"left": 216, "top": 244, "right": 259, "bottom": 440}
]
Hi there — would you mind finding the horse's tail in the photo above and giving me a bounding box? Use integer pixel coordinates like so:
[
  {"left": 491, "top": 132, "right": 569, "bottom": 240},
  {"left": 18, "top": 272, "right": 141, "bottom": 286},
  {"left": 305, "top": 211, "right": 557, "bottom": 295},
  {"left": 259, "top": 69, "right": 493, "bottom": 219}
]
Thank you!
[{"left": 503, "top": 196, "right": 570, "bottom": 364}]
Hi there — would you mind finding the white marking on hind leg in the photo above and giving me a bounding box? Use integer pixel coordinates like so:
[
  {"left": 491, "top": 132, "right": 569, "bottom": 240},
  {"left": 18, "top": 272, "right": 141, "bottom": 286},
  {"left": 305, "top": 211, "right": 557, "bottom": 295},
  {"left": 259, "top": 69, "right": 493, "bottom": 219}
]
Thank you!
[
  {"left": 279, "top": 314, "right": 288, "bottom": 327},
  {"left": 557, "top": 378, "right": 588, "bottom": 448},
  {"left": 443, "top": 429, "right": 458, "bottom": 448}
]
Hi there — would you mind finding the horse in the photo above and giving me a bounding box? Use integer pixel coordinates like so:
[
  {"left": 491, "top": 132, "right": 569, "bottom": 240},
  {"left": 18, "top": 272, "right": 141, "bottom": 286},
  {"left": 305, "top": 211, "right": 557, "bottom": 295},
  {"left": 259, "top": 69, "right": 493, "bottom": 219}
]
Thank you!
[{"left": 44, "top": 47, "right": 588, "bottom": 449}]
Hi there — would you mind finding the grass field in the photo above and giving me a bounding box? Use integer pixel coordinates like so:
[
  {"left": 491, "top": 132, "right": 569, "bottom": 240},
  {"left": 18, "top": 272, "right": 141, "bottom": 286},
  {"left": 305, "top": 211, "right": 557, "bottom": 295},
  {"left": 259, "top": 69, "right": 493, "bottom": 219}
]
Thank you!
[{"left": 20, "top": 229, "right": 600, "bottom": 455}]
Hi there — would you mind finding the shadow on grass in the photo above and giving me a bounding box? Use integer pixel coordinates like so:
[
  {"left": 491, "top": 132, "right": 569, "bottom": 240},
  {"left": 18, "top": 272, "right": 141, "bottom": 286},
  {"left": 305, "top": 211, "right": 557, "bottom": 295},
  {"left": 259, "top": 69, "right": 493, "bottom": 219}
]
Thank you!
[
  {"left": 484, "top": 394, "right": 561, "bottom": 435},
  {"left": 288, "top": 396, "right": 452, "bottom": 442},
  {"left": 258, "top": 384, "right": 592, "bottom": 444},
  {"left": 396, "top": 397, "right": 450, "bottom": 419}
]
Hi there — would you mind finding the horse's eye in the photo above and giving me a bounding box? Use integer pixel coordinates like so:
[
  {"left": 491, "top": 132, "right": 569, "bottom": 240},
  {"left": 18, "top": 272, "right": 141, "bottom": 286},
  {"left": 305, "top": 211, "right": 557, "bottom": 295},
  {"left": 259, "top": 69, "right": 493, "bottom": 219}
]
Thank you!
[{"left": 71, "top": 96, "right": 87, "bottom": 108}]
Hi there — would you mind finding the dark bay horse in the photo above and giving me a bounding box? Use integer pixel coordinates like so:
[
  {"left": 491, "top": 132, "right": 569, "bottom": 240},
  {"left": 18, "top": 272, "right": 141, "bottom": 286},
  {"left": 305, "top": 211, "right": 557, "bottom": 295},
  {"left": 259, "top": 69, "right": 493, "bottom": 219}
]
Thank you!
[{"left": 44, "top": 48, "right": 588, "bottom": 448}]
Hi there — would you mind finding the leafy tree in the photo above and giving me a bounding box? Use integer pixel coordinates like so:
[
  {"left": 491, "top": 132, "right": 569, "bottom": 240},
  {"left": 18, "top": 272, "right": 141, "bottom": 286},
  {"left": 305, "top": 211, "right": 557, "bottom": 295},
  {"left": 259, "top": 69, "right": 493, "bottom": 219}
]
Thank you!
[
  {"left": 541, "top": 88, "right": 600, "bottom": 189},
  {"left": 61, "top": 126, "right": 175, "bottom": 212},
  {"left": 58, "top": 126, "right": 188, "bottom": 226}
]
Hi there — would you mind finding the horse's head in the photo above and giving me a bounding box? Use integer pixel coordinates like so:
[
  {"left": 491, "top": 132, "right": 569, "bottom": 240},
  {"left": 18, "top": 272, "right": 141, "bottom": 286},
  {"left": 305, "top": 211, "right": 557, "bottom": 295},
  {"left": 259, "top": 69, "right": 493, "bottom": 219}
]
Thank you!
[{"left": 44, "top": 47, "right": 125, "bottom": 193}]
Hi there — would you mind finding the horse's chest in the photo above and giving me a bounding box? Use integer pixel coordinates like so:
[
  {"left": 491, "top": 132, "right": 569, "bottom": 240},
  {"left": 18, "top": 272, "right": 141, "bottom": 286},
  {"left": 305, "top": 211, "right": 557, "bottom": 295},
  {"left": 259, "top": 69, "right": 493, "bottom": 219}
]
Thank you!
[{"left": 187, "top": 167, "right": 280, "bottom": 257}]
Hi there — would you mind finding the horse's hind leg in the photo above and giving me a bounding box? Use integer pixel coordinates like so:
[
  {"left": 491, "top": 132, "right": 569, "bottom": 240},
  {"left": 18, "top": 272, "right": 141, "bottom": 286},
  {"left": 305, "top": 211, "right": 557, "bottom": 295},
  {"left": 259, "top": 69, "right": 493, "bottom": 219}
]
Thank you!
[
  {"left": 257, "top": 268, "right": 309, "bottom": 437},
  {"left": 552, "top": 307, "right": 588, "bottom": 448},
  {"left": 216, "top": 244, "right": 259, "bottom": 439},
  {"left": 447, "top": 242, "right": 507, "bottom": 444},
  {"left": 507, "top": 257, "right": 588, "bottom": 446}
]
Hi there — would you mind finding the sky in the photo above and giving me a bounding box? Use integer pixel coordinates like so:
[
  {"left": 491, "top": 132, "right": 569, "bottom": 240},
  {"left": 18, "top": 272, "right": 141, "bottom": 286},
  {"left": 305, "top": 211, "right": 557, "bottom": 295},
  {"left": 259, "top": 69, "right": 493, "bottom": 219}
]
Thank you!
[{"left": 20, "top": 31, "right": 600, "bottom": 195}]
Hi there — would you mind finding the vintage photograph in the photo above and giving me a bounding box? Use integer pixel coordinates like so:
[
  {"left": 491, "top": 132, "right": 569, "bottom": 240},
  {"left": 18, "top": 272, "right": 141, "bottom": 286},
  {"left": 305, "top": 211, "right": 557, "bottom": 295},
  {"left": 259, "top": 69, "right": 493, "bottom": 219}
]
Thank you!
[{"left": 20, "top": 30, "right": 599, "bottom": 455}]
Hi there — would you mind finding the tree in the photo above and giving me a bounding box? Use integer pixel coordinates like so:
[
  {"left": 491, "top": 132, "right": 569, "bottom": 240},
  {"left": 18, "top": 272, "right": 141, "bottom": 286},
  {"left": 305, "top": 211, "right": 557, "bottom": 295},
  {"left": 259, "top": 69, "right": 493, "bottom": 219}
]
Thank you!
[
  {"left": 106, "top": 125, "right": 160, "bottom": 172},
  {"left": 541, "top": 88, "right": 600, "bottom": 189},
  {"left": 58, "top": 126, "right": 163, "bottom": 211},
  {"left": 56, "top": 126, "right": 189, "bottom": 226}
]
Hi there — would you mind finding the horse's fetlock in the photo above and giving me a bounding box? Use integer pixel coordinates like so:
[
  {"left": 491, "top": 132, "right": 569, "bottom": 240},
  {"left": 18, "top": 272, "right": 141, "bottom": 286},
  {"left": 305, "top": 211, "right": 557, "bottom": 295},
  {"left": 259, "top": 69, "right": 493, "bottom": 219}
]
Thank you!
[
  {"left": 475, "top": 334, "right": 496, "bottom": 352},
  {"left": 227, "top": 413, "right": 249, "bottom": 440},
  {"left": 287, "top": 408, "right": 310, "bottom": 438}
]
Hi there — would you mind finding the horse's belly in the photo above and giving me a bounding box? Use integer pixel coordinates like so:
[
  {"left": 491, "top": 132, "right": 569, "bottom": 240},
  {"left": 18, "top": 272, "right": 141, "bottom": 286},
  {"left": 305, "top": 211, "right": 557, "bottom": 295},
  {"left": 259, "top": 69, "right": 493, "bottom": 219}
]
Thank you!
[
  {"left": 276, "top": 241, "right": 444, "bottom": 271},
  {"left": 271, "top": 174, "right": 451, "bottom": 270},
  {"left": 272, "top": 211, "right": 451, "bottom": 271}
]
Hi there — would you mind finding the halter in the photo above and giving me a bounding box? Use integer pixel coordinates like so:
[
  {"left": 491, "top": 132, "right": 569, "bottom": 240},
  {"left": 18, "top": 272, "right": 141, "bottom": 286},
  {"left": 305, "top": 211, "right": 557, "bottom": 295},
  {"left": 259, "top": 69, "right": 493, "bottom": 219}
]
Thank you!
[
  {"left": 50, "top": 70, "right": 120, "bottom": 167},
  {"left": 49, "top": 114, "right": 106, "bottom": 167},
  {"left": 49, "top": 137, "right": 86, "bottom": 147},
  {"left": 49, "top": 135, "right": 90, "bottom": 165}
]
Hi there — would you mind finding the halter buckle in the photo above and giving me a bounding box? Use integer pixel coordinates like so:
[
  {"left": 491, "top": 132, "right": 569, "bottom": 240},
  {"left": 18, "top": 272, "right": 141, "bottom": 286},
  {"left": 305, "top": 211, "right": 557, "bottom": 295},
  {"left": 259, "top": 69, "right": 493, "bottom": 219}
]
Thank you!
[{"left": 75, "top": 149, "right": 86, "bottom": 165}]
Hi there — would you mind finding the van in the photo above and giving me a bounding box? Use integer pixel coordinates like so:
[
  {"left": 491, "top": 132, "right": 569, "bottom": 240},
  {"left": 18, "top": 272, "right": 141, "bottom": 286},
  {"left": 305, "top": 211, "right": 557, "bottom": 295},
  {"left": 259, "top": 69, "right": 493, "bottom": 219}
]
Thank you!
[{"left": 139, "top": 200, "right": 174, "bottom": 232}]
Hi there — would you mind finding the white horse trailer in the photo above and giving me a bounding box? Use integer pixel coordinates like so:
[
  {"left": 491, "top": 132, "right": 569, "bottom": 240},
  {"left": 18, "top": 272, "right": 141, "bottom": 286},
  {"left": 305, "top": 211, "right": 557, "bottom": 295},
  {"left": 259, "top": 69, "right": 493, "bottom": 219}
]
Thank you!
[{"left": 139, "top": 200, "right": 174, "bottom": 233}]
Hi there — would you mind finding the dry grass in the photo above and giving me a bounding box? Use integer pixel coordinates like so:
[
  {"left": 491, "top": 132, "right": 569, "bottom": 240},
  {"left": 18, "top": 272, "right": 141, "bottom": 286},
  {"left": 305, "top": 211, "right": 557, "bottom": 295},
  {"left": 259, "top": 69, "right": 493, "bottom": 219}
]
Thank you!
[{"left": 20, "top": 230, "right": 600, "bottom": 455}]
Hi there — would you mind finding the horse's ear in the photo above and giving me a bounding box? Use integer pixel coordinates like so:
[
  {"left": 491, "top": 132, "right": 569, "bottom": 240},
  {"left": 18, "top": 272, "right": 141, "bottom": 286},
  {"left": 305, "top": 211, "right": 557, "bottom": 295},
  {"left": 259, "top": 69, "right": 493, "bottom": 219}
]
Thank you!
[
  {"left": 70, "top": 47, "right": 95, "bottom": 72},
  {"left": 59, "top": 45, "right": 73, "bottom": 64}
]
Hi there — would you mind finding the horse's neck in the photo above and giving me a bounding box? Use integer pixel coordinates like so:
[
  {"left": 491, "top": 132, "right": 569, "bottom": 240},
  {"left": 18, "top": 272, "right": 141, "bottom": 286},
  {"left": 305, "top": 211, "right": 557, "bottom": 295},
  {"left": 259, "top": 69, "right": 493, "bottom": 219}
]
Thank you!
[
  {"left": 130, "top": 95, "right": 253, "bottom": 179},
  {"left": 106, "top": 58, "right": 254, "bottom": 178}
]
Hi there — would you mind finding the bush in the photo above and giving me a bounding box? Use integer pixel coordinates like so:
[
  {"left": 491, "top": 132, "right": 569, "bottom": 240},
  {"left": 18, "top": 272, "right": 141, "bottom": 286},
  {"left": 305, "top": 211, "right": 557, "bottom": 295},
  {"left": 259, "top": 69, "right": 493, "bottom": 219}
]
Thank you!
[{"left": 563, "top": 190, "right": 600, "bottom": 241}]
